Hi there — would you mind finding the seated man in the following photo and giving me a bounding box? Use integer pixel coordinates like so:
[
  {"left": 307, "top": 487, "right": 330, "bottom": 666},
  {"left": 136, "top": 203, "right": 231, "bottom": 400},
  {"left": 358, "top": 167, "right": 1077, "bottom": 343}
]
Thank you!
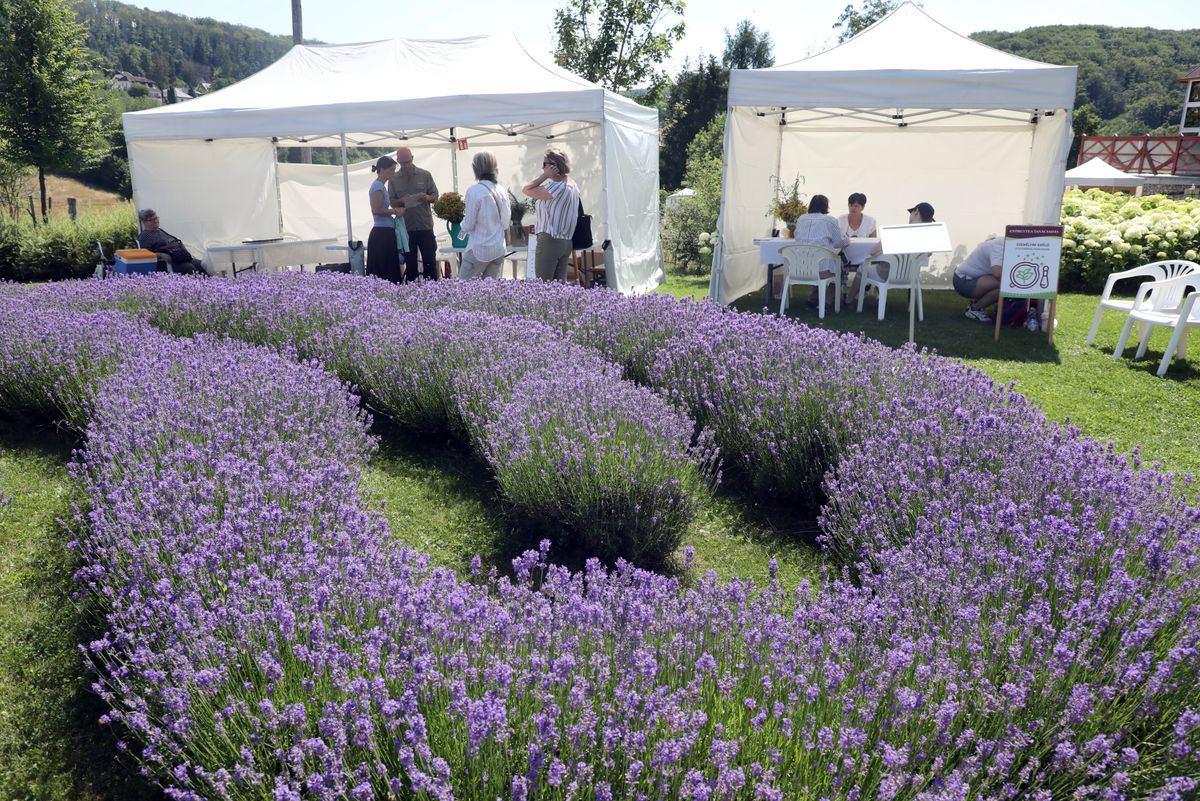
[
  {"left": 136, "top": 209, "right": 208, "bottom": 275},
  {"left": 954, "top": 236, "right": 1004, "bottom": 322}
]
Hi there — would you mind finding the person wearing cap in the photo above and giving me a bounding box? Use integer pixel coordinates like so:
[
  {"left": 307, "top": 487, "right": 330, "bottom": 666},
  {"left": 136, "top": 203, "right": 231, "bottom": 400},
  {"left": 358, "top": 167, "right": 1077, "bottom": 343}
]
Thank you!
[
  {"left": 908, "top": 202, "right": 936, "bottom": 223},
  {"left": 136, "top": 209, "right": 209, "bottom": 275},
  {"left": 849, "top": 201, "right": 936, "bottom": 304},
  {"left": 954, "top": 236, "right": 1005, "bottom": 322}
]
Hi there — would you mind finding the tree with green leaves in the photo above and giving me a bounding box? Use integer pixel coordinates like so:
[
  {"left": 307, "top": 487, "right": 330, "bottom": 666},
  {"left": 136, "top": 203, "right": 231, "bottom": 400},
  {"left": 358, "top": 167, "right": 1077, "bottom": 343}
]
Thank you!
[
  {"left": 659, "top": 19, "right": 773, "bottom": 189},
  {"left": 722, "top": 20, "right": 774, "bottom": 70},
  {"left": 832, "top": 0, "right": 901, "bottom": 43},
  {"left": 553, "top": 0, "right": 686, "bottom": 95},
  {"left": 659, "top": 56, "right": 726, "bottom": 190},
  {"left": 0, "top": 0, "right": 107, "bottom": 223}
]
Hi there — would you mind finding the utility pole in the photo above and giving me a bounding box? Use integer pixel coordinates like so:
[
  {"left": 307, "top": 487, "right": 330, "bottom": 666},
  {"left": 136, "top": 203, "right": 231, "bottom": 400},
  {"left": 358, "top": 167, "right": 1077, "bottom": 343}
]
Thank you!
[{"left": 292, "top": 0, "right": 312, "bottom": 164}]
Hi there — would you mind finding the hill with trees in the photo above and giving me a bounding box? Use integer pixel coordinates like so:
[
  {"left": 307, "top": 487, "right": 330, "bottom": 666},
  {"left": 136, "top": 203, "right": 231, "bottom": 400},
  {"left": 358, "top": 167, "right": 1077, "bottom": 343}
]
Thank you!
[
  {"left": 74, "top": 0, "right": 294, "bottom": 92},
  {"left": 971, "top": 25, "right": 1200, "bottom": 135}
]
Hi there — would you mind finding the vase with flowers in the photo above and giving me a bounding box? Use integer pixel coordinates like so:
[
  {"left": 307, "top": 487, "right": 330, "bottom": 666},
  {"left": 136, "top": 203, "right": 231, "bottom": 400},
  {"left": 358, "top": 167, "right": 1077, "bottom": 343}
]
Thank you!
[
  {"left": 508, "top": 190, "right": 532, "bottom": 245},
  {"left": 768, "top": 176, "right": 808, "bottom": 237},
  {"left": 433, "top": 191, "right": 468, "bottom": 247}
]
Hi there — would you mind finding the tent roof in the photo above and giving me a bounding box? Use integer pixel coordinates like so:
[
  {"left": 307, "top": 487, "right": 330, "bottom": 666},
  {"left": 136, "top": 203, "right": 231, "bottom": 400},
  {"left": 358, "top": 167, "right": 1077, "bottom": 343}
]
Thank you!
[
  {"left": 123, "top": 33, "right": 654, "bottom": 142},
  {"left": 729, "top": 1, "right": 1076, "bottom": 110},
  {"left": 1065, "top": 156, "right": 1146, "bottom": 186}
]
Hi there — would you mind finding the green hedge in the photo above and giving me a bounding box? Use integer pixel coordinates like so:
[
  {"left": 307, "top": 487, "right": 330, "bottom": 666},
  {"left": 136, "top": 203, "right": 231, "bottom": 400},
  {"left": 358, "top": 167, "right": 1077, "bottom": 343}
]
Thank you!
[{"left": 0, "top": 205, "right": 138, "bottom": 282}]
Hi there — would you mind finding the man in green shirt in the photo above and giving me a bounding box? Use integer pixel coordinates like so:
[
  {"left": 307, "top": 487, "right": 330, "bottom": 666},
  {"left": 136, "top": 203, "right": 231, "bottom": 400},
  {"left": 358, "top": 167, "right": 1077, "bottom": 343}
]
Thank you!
[{"left": 388, "top": 147, "right": 441, "bottom": 281}]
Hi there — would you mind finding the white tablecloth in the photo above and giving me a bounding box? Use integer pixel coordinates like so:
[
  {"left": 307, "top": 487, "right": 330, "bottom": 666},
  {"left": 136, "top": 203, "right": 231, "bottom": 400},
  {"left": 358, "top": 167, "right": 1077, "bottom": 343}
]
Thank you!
[
  {"left": 208, "top": 238, "right": 338, "bottom": 274},
  {"left": 755, "top": 237, "right": 880, "bottom": 266}
]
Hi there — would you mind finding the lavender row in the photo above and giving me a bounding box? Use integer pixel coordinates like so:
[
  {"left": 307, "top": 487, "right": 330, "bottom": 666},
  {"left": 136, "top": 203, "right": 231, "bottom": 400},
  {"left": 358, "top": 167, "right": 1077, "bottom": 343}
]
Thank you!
[
  {"left": 2, "top": 285, "right": 1198, "bottom": 797},
  {"left": 34, "top": 276, "right": 715, "bottom": 564}
]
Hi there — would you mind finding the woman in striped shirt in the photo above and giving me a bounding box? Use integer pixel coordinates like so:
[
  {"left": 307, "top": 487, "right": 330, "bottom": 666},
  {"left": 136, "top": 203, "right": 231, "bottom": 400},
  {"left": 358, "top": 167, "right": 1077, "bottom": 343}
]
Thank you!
[{"left": 523, "top": 147, "right": 580, "bottom": 281}]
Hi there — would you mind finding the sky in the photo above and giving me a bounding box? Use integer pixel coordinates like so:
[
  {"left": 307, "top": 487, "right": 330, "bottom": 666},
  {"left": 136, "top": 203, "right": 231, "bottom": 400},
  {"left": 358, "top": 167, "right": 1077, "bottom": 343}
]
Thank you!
[{"left": 135, "top": 0, "right": 1198, "bottom": 72}]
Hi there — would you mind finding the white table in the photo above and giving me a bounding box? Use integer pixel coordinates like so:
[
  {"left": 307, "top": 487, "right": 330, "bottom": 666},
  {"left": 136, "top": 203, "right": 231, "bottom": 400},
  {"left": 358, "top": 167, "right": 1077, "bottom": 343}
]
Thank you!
[
  {"left": 438, "top": 245, "right": 529, "bottom": 280},
  {"left": 207, "top": 238, "right": 338, "bottom": 276},
  {"left": 755, "top": 237, "right": 880, "bottom": 305}
]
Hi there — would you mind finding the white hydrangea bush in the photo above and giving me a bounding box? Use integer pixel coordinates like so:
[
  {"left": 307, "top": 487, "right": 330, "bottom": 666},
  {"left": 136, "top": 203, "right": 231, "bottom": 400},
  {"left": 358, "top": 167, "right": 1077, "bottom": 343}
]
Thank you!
[{"left": 1060, "top": 189, "right": 1200, "bottom": 291}]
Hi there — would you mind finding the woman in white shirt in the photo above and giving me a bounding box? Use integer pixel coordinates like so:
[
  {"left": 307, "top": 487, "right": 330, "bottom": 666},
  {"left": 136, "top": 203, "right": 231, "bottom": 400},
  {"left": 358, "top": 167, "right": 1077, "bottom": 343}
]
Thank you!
[
  {"left": 837, "top": 192, "right": 877, "bottom": 239},
  {"left": 791, "top": 194, "right": 850, "bottom": 309},
  {"left": 459, "top": 151, "right": 511, "bottom": 280},
  {"left": 523, "top": 147, "right": 580, "bottom": 281}
]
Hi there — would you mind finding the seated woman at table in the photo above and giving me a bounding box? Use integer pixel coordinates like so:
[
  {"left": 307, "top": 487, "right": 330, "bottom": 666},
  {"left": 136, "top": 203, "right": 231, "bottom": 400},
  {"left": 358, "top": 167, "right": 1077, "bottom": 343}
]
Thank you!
[
  {"left": 788, "top": 194, "right": 849, "bottom": 309},
  {"left": 459, "top": 150, "right": 511, "bottom": 280},
  {"left": 837, "top": 192, "right": 877, "bottom": 239},
  {"left": 367, "top": 155, "right": 404, "bottom": 282}
]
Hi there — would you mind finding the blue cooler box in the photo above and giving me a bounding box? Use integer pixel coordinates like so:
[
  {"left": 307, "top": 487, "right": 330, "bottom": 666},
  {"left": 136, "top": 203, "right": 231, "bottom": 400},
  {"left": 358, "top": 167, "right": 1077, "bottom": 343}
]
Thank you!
[{"left": 114, "top": 248, "right": 158, "bottom": 275}]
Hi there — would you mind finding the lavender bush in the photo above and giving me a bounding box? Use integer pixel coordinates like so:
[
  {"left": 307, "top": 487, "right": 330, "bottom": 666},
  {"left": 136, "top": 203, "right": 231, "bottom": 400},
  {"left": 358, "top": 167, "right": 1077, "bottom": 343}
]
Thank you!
[
  {"left": 34, "top": 275, "right": 716, "bottom": 564},
  {"left": 0, "top": 279, "right": 1196, "bottom": 799}
]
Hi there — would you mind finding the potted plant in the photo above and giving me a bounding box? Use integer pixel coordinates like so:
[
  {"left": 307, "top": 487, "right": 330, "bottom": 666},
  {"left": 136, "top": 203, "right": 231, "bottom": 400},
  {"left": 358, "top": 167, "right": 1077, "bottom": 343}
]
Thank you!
[
  {"left": 768, "top": 176, "right": 808, "bottom": 236},
  {"left": 508, "top": 190, "right": 532, "bottom": 245},
  {"left": 433, "top": 191, "right": 468, "bottom": 247}
]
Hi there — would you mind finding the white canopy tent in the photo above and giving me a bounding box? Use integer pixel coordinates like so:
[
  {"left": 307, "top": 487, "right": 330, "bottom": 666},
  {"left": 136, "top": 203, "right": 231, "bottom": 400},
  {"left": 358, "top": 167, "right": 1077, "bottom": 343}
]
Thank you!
[
  {"left": 122, "top": 34, "right": 662, "bottom": 293},
  {"left": 1065, "top": 157, "right": 1146, "bottom": 189},
  {"left": 710, "top": 2, "right": 1077, "bottom": 303}
]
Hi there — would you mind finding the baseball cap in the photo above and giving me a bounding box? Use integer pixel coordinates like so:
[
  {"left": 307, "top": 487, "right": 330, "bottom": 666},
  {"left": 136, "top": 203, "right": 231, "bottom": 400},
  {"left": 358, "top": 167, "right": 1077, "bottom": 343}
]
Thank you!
[{"left": 907, "top": 202, "right": 935, "bottom": 222}]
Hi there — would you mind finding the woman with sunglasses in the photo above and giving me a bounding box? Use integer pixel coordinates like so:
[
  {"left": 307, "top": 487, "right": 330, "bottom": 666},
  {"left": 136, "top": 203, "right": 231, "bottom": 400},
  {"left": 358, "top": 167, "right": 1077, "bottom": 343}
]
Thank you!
[{"left": 522, "top": 147, "right": 580, "bottom": 281}]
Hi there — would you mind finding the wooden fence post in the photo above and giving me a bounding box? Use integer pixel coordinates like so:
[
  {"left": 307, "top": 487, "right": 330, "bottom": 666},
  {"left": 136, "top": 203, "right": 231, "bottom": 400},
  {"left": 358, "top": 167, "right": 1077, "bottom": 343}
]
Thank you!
[{"left": 67, "top": 197, "right": 77, "bottom": 221}]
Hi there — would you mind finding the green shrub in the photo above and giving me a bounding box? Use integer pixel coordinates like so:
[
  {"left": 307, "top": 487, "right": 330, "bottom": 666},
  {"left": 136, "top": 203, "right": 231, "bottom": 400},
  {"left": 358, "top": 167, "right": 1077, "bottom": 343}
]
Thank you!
[{"left": 0, "top": 204, "right": 137, "bottom": 282}]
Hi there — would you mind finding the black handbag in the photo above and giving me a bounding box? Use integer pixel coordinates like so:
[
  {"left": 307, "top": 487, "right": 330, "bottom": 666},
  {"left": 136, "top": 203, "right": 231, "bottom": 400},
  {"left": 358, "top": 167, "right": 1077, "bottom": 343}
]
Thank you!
[{"left": 571, "top": 197, "right": 593, "bottom": 250}]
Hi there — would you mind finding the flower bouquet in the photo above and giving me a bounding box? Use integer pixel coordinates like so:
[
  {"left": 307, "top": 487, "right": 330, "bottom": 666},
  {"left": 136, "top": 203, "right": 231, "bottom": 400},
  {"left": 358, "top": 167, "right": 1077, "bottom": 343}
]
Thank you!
[
  {"left": 768, "top": 176, "right": 808, "bottom": 234},
  {"left": 433, "top": 191, "right": 467, "bottom": 247}
]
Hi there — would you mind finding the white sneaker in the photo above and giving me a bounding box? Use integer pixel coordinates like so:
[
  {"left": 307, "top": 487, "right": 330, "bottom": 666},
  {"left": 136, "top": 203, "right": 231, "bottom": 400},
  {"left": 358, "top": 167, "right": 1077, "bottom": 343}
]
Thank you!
[{"left": 964, "top": 307, "right": 992, "bottom": 322}]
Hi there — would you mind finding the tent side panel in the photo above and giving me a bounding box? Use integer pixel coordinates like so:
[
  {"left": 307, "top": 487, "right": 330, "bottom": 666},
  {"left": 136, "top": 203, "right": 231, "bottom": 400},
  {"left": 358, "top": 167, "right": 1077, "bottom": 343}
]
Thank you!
[
  {"left": 279, "top": 160, "right": 376, "bottom": 245},
  {"left": 129, "top": 139, "right": 280, "bottom": 259},
  {"left": 602, "top": 113, "right": 661, "bottom": 293},
  {"left": 714, "top": 108, "right": 789, "bottom": 304},
  {"left": 1024, "top": 112, "right": 1072, "bottom": 225}
]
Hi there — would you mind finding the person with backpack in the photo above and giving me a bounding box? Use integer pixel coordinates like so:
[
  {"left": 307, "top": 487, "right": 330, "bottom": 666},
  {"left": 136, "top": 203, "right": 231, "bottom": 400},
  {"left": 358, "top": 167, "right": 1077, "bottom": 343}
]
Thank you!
[{"left": 522, "top": 147, "right": 580, "bottom": 281}]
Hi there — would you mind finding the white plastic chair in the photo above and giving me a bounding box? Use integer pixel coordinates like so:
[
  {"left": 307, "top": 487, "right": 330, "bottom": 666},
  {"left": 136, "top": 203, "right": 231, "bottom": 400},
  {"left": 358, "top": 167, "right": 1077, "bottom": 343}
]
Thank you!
[
  {"left": 1086, "top": 259, "right": 1199, "bottom": 345},
  {"left": 1112, "top": 273, "right": 1200, "bottom": 376},
  {"left": 856, "top": 253, "right": 929, "bottom": 321},
  {"left": 778, "top": 243, "right": 840, "bottom": 318}
]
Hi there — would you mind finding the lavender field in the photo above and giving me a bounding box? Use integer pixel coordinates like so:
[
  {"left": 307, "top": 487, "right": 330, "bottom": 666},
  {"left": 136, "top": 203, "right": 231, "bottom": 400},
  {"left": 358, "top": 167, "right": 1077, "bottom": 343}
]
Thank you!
[{"left": 0, "top": 274, "right": 1197, "bottom": 800}]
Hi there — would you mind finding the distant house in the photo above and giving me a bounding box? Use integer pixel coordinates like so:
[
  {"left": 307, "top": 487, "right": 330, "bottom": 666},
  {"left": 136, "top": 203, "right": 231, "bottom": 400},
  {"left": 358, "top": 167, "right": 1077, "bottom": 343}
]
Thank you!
[{"left": 109, "top": 70, "right": 163, "bottom": 102}]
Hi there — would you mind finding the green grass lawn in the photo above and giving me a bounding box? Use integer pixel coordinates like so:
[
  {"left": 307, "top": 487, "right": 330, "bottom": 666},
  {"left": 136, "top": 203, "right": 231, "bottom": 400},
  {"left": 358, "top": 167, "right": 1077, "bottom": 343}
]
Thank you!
[{"left": 0, "top": 418, "right": 157, "bottom": 801}]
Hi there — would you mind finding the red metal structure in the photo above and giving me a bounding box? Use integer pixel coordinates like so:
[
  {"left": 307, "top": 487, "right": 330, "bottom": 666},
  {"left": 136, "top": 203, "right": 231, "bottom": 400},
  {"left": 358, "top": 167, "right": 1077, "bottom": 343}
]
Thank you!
[{"left": 1078, "top": 136, "right": 1200, "bottom": 176}]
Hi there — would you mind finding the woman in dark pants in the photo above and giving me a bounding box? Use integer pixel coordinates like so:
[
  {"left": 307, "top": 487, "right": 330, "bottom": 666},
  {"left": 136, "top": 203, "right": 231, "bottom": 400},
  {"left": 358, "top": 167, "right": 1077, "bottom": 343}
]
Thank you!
[{"left": 367, "top": 155, "right": 404, "bottom": 282}]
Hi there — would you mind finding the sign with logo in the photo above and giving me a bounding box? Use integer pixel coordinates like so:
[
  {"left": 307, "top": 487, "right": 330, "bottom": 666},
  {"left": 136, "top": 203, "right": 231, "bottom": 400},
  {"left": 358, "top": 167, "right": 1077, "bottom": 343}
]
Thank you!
[{"left": 1000, "top": 225, "right": 1063, "bottom": 299}]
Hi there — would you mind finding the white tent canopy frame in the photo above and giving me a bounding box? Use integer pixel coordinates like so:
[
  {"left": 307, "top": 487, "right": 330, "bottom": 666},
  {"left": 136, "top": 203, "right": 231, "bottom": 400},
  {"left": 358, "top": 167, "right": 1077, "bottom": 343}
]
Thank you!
[
  {"left": 122, "top": 34, "right": 662, "bottom": 293},
  {"left": 710, "top": 2, "right": 1077, "bottom": 303}
]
